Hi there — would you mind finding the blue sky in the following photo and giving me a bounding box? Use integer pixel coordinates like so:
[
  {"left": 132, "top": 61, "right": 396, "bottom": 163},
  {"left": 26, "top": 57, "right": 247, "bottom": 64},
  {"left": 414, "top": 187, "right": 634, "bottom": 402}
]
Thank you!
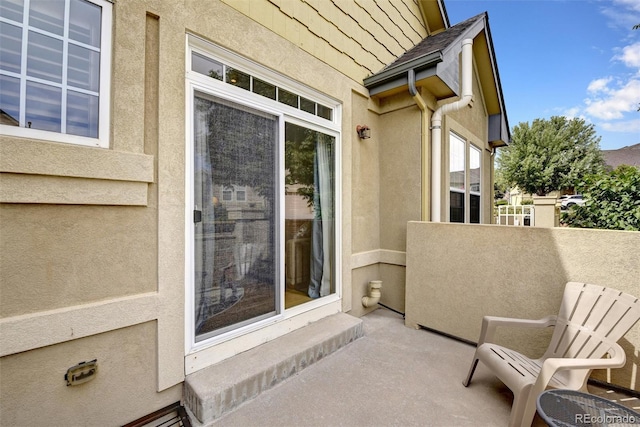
[{"left": 445, "top": 0, "right": 640, "bottom": 150}]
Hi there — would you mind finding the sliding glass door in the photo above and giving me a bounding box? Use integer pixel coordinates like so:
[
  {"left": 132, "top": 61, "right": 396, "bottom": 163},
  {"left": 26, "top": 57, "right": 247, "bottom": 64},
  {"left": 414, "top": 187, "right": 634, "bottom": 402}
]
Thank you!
[
  {"left": 188, "top": 38, "right": 340, "bottom": 347},
  {"left": 193, "top": 93, "right": 279, "bottom": 341}
]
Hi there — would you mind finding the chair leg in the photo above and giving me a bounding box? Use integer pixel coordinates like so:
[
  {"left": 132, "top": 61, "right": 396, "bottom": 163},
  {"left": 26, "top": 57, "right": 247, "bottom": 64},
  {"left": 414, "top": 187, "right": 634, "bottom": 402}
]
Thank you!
[
  {"left": 508, "top": 390, "right": 526, "bottom": 427},
  {"left": 519, "top": 395, "right": 539, "bottom": 427},
  {"left": 508, "top": 386, "right": 536, "bottom": 427},
  {"left": 463, "top": 357, "right": 479, "bottom": 387}
]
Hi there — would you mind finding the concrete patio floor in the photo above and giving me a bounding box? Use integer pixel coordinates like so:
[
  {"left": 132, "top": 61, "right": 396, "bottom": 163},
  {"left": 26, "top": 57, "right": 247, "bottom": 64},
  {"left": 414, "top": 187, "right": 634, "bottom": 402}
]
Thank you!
[{"left": 202, "top": 307, "right": 547, "bottom": 426}]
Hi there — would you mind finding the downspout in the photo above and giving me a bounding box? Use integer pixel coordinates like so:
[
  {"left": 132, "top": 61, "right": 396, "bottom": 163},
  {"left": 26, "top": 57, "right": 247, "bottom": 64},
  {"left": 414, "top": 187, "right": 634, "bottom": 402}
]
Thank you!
[
  {"left": 409, "top": 38, "right": 474, "bottom": 222},
  {"left": 408, "top": 70, "right": 429, "bottom": 221},
  {"left": 431, "top": 38, "right": 474, "bottom": 222}
]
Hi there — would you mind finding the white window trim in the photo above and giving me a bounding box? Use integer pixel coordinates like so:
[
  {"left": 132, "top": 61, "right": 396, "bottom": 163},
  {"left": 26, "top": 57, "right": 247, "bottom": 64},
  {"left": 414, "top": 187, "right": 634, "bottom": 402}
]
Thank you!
[
  {"left": 0, "top": 0, "right": 112, "bottom": 148},
  {"left": 469, "top": 143, "right": 482, "bottom": 223},
  {"left": 184, "top": 35, "right": 342, "bottom": 360},
  {"left": 448, "top": 132, "right": 482, "bottom": 223},
  {"left": 187, "top": 34, "right": 341, "bottom": 130}
]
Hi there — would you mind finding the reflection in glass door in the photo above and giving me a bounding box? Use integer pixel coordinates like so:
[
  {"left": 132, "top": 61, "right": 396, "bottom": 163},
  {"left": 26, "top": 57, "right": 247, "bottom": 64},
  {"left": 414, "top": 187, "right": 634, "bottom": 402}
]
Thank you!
[
  {"left": 193, "top": 93, "right": 278, "bottom": 341},
  {"left": 284, "top": 122, "right": 335, "bottom": 308}
]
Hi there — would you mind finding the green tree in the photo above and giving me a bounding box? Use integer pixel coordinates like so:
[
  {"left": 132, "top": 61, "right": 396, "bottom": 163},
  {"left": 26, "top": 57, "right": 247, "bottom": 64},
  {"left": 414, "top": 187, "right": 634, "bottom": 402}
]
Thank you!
[
  {"left": 284, "top": 123, "right": 317, "bottom": 206},
  {"left": 564, "top": 165, "right": 640, "bottom": 231},
  {"left": 497, "top": 116, "right": 604, "bottom": 196}
]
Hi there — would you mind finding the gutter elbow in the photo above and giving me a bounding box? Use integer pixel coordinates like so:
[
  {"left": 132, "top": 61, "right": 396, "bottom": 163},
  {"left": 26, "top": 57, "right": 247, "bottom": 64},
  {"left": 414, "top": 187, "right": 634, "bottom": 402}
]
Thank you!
[{"left": 408, "top": 69, "right": 418, "bottom": 97}]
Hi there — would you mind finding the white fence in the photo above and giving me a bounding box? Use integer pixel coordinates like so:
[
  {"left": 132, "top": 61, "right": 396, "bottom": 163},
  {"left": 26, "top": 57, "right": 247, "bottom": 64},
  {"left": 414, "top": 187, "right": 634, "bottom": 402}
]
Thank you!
[{"left": 495, "top": 205, "right": 534, "bottom": 226}]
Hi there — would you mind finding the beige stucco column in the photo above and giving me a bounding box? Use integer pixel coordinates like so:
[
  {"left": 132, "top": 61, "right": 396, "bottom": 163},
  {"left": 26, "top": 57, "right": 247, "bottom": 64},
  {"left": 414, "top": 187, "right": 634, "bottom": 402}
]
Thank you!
[{"left": 533, "top": 196, "right": 559, "bottom": 228}]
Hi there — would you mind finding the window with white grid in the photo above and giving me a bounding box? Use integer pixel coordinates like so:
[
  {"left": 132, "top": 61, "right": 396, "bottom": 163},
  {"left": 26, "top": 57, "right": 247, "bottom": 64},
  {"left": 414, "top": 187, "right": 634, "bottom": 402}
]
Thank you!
[{"left": 0, "top": 0, "right": 112, "bottom": 147}]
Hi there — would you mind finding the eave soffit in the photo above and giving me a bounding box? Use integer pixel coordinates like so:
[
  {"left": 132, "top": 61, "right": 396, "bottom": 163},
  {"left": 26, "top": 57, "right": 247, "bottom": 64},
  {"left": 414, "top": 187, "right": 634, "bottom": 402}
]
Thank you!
[
  {"left": 417, "top": 0, "right": 449, "bottom": 34},
  {"left": 363, "top": 11, "right": 511, "bottom": 144}
]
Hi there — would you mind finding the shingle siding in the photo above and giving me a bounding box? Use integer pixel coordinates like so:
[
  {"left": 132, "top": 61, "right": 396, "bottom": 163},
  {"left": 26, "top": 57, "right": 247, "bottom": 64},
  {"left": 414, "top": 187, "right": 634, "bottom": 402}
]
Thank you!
[{"left": 221, "top": 0, "right": 428, "bottom": 82}]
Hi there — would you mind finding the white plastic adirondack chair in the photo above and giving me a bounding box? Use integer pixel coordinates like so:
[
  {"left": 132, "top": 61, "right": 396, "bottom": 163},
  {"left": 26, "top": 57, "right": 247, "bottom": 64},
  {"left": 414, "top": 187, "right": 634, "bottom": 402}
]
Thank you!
[{"left": 463, "top": 282, "right": 640, "bottom": 427}]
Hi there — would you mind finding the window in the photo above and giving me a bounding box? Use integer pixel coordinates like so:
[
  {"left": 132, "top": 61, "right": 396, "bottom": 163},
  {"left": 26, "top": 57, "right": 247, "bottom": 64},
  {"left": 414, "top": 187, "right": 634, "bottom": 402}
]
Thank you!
[
  {"left": 219, "top": 185, "right": 247, "bottom": 202},
  {"left": 0, "top": 0, "right": 112, "bottom": 147},
  {"left": 449, "top": 133, "right": 465, "bottom": 223},
  {"left": 235, "top": 187, "right": 246, "bottom": 201},
  {"left": 449, "top": 132, "right": 481, "bottom": 223},
  {"left": 469, "top": 145, "right": 481, "bottom": 224},
  {"left": 190, "top": 44, "right": 333, "bottom": 122},
  {"left": 187, "top": 36, "right": 340, "bottom": 346}
]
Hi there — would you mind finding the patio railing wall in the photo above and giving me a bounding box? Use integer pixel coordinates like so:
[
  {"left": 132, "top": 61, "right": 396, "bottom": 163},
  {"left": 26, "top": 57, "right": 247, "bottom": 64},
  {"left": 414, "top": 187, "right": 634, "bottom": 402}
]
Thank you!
[{"left": 405, "top": 222, "right": 640, "bottom": 391}]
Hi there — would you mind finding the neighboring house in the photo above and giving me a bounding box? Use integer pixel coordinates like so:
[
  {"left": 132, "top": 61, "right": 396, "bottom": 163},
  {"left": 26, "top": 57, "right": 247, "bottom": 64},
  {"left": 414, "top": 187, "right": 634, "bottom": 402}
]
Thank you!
[
  {"left": 0, "top": 0, "right": 509, "bottom": 424},
  {"left": 506, "top": 186, "right": 525, "bottom": 206},
  {"left": 602, "top": 143, "right": 640, "bottom": 169}
]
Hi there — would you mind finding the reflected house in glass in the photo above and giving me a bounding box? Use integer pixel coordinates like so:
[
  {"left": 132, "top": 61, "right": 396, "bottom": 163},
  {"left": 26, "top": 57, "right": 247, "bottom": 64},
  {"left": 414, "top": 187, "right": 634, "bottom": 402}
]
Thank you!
[{"left": 0, "top": 0, "right": 511, "bottom": 425}]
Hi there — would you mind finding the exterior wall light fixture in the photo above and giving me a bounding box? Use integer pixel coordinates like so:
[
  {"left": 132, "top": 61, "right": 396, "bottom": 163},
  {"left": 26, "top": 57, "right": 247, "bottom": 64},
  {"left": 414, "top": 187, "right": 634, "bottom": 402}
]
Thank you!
[{"left": 356, "top": 125, "right": 371, "bottom": 139}]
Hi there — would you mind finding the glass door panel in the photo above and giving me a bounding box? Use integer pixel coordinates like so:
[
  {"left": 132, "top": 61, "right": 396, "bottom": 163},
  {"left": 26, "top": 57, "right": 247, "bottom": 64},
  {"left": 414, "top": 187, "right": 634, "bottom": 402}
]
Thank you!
[
  {"left": 284, "top": 122, "right": 335, "bottom": 308},
  {"left": 194, "top": 92, "right": 279, "bottom": 341}
]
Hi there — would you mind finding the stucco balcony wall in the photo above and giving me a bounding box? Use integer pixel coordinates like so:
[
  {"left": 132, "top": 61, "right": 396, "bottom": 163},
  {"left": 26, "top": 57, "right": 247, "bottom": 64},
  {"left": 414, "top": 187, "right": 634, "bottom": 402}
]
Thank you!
[{"left": 405, "top": 222, "right": 640, "bottom": 391}]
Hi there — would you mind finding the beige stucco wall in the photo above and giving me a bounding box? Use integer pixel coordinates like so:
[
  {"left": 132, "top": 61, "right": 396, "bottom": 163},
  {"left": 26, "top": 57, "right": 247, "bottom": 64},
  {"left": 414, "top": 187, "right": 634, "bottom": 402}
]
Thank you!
[
  {"left": 0, "top": 322, "right": 182, "bottom": 427},
  {"left": 405, "top": 222, "right": 640, "bottom": 390},
  {"left": 379, "top": 100, "right": 423, "bottom": 252},
  {"left": 379, "top": 263, "right": 407, "bottom": 313},
  {"left": 0, "top": 0, "right": 384, "bottom": 423},
  {"left": 533, "top": 195, "right": 561, "bottom": 228},
  {"left": 364, "top": 56, "right": 496, "bottom": 314},
  {"left": 1, "top": 3, "right": 183, "bottom": 423},
  {"left": 0, "top": 0, "right": 505, "bottom": 423},
  {"left": 0, "top": 204, "right": 158, "bottom": 318},
  {"left": 351, "top": 91, "right": 381, "bottom": 254}
]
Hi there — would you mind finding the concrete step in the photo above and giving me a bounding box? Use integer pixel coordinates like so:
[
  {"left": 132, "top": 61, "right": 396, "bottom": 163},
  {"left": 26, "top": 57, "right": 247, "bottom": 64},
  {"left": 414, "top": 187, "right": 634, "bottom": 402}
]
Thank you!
[{"left": 184, "top": 312, "right": 364, "bottom": 425}]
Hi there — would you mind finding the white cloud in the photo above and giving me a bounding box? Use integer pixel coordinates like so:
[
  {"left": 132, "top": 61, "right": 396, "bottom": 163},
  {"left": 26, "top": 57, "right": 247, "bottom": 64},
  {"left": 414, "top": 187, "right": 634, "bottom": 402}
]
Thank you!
[
  {"left": 600, "top": 118, "right": 640, "bottom": 133},
  {"left": 587, "top": 77, "right": 613, "bottom": 93},
  {"left": 584, "top": 79, "right": 640, "bottom": 120},
  {"left": 601, "top": 0, "right": 640, "bottom": 31},
  {"left": 584, "top": 6, "right": 640, "bottom": 124},
  {"left": 614, "top": 42, "right": 640, "bottom": 68},
  {"left": 561, "top": 107, "right": 590, "bottom": 123},
  {"left": 613, "top": 0, "right": 640, "bottom": 14},
  {"left": 562, "top": 107, "right": 581, "bottom": 119}
]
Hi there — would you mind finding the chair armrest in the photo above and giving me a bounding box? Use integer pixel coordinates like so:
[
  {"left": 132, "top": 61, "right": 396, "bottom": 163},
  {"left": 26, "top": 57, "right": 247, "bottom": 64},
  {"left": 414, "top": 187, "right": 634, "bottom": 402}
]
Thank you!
[
  {"left": 478, "top": 315, "right": 557, "bottom": 346},
  {"left": 521, "top": 343, "right": 627, "bottom": 423},
  {"left": 540, "top": 343, "right": 626, "bottom": 375}
]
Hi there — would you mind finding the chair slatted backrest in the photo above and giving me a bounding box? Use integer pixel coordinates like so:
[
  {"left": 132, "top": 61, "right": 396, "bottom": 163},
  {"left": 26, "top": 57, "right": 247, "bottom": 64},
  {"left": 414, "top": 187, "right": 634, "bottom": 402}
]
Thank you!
[{"left": 545, "top": 282, "right": 640, "bottom": 360}]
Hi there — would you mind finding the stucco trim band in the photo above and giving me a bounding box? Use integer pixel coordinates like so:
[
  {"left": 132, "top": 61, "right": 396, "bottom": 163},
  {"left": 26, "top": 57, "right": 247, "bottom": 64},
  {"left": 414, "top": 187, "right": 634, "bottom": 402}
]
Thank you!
[
  {"left": 0, "top": 292, "right": 158, "bottom": 357},
  {"left": 0, "top": 173, "right": 149, "bottom": 205},
  {"left": 351, "top": 249, "right": 407, "bottom": 269},
  {"left": 0, "top": 138, "right": 154, "bottom": 183}
]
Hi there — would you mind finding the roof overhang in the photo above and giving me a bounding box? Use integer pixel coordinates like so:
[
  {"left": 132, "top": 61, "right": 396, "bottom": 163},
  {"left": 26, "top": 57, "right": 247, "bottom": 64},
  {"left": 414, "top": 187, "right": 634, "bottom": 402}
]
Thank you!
[
  {"left": 417, "top": 0, "right": 449, "bottom": 34},
  {"left": 363, "top": 51, "right": 443, "bottom": 97},
  {"left": 363, "top": 12, "right": 510, "bottom": 147}
]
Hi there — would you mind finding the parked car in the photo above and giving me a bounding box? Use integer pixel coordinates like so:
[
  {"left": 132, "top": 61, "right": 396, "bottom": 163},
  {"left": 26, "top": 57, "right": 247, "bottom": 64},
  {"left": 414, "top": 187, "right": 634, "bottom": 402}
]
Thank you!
[{"left": 561, "top": 194, "right": 585, "bottom": 209}]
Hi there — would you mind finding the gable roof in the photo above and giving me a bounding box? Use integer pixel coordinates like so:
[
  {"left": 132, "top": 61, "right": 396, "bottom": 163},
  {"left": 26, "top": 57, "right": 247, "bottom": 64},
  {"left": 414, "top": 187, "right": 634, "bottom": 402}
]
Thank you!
[
  {"left": 382, "top": 13, "right": 483, "bottom": 75},
  {"left": 363, "top": 12, "right": 510, "bottom": 146}
]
